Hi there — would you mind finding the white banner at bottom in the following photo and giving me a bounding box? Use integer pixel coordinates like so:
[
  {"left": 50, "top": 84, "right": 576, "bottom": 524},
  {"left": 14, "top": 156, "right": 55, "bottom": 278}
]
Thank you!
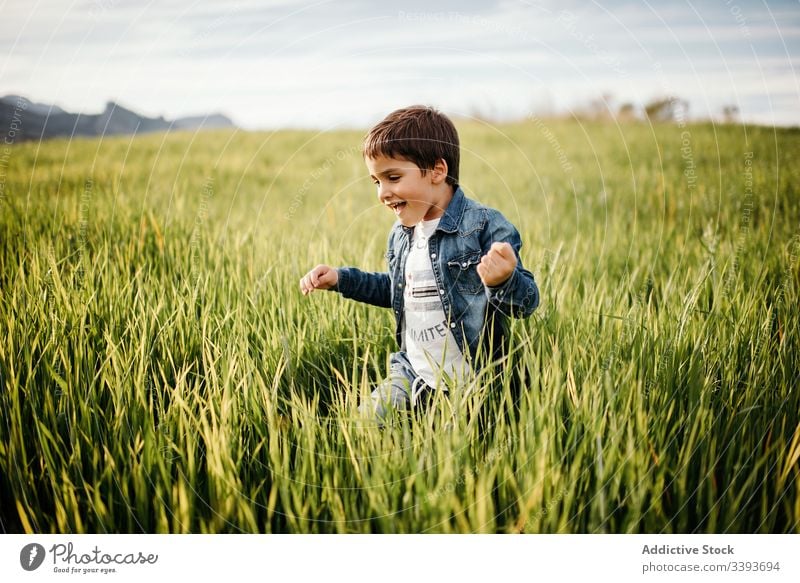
[{"left": 1, "top": 534, "right": 797, "bottom": 583}]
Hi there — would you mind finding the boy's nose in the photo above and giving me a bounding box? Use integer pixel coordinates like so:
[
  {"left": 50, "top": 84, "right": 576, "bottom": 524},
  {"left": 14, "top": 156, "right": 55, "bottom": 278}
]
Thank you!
[{"left": 377, "top": 183, "right": 392, "bottom": 203}]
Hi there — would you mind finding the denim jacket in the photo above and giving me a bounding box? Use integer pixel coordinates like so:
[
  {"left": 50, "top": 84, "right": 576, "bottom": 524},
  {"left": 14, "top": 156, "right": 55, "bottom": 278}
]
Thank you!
[{"left": 333, "top": 187, "right": 539, "bottom": 365}]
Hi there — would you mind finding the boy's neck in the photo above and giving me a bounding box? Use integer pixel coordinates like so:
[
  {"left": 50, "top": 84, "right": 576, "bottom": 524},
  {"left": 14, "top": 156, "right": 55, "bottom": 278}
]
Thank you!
[{"left": 423, "top": 183, "right": 455, "bottom": 221}]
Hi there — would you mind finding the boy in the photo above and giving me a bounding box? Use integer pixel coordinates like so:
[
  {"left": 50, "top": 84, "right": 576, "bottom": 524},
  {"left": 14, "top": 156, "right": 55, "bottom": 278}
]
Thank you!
[{"left": 300, "top": 105, "right": 539, "bottom": 423}]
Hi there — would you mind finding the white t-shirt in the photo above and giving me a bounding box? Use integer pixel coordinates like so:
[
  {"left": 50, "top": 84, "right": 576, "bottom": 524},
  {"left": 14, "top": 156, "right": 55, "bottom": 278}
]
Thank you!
[{"left": 402, "top": 218, "right": 470, "bottom": 390}]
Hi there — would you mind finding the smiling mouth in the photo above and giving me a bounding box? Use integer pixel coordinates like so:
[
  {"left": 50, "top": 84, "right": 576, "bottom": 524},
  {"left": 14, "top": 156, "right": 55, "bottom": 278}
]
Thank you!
[{"left": 387, "top": 201, "right": 407, "bottom": 214}]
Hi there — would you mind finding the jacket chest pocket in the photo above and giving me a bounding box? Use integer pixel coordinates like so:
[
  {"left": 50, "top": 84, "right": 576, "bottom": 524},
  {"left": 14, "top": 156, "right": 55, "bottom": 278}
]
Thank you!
[{"left": 447, "top": 251, "right": 483, "bottom": 294}]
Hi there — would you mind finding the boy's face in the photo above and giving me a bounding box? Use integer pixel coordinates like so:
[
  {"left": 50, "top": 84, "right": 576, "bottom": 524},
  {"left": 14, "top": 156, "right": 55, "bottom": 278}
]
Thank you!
[{"left": 366, "top": 155, "right": 450, "bottom": 227}]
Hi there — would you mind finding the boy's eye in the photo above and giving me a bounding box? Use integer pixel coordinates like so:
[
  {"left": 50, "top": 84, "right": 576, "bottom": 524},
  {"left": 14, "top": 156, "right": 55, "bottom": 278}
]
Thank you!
[{"left": 373, "top": 175, "right": 400, "bottom": 185}]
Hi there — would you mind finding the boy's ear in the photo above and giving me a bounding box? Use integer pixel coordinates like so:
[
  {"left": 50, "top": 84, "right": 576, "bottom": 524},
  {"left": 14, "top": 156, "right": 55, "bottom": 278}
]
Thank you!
[{"left": 431, "top": 158, "right": 448, "bottom": 185}]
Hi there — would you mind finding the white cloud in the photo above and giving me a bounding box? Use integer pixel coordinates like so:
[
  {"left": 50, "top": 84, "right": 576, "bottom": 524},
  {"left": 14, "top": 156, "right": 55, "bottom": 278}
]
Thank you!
[{"left": 1, "top": 0, "right": 797, "bottom": 128}]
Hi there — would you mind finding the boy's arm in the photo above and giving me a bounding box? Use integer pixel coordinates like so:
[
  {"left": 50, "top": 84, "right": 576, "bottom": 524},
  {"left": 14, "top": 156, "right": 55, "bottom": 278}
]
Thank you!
[
  {"left": 332, "top": 267, "right": 392, "bottom": 308},
  {"left": 331, "top": 227, "right": 398, "bottom": 308},
  {"left": 479, "top": 210, "right": 540, "bottom": 319}
]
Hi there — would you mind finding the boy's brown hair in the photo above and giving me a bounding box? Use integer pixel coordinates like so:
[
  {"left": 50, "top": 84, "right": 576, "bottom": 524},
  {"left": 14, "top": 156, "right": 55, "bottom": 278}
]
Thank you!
[{"left": 363, "top": 105, "right": 460, "bottom": 186}]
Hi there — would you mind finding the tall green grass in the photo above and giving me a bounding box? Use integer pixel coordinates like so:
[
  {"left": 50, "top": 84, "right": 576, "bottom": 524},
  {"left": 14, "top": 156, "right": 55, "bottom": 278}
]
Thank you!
[{"left": 0, "top": 119, "right": 798, "bottom": 532}]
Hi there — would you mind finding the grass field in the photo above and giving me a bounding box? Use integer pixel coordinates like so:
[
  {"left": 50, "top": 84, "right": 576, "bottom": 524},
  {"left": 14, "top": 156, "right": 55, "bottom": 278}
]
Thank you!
[{"left": 0, "top": 118, "right": 798, "bottom": 533}]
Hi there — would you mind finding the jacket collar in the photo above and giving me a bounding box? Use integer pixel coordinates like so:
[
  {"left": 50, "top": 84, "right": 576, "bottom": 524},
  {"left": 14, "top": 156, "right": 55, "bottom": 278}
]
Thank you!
[{"left": 436, "top": 185, "right": 465, "bottom": 233}]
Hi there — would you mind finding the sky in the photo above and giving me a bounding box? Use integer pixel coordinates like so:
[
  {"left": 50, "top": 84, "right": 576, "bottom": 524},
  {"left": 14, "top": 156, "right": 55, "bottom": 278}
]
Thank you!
[{"left": 1, "top": 0, "right": 798, "bottom": 129}]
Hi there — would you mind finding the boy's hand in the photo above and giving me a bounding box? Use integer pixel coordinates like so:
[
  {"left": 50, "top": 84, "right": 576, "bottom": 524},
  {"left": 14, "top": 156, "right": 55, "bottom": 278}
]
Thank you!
[
  {"left": 300, "top": 264, "right": 339, "bottom": 295},
  {"left": 477, "top": 242, "right": 517, "bottom": 287}
]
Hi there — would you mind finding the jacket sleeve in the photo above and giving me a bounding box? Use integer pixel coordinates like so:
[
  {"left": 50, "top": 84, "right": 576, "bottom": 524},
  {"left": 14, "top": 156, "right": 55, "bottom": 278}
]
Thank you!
[
  {"left": 333, "top": 267, "right": 391, "bottom": 308},
  {"left": 479, "top": 209, "right": 540, "bottom": 319},
  {"left": 329, "top": 228, "right": 395, "bottom": 308}
]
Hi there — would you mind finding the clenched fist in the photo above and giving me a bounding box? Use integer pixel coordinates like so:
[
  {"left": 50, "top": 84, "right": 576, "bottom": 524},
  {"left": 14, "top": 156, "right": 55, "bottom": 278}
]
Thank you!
[
  {"left": 300, "top": 264, "right": 339, "bottom": 295},
  {"left": 476, "top": 242, "right": 517, "bottom": 287}
]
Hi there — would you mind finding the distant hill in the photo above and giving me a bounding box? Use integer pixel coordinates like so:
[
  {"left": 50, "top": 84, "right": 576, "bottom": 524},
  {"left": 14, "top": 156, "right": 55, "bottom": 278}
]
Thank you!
[{"left": 0, "top": 95, "right": 236, "bottom": 143}]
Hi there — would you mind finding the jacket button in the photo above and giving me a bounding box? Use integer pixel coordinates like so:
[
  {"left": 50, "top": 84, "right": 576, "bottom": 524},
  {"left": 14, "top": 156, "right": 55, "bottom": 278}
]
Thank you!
[
  {"left": 439, "top": 289, "right": 444, "bottom": 294},
  {"left": 462, "top": 262, "right": 467, "bottom": 267},
  {"left": 430, "top": 253, "right": 436, "bottom": 259},
  {"left": 450, "top": 322, "right": 455, "bottom": 328}
]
